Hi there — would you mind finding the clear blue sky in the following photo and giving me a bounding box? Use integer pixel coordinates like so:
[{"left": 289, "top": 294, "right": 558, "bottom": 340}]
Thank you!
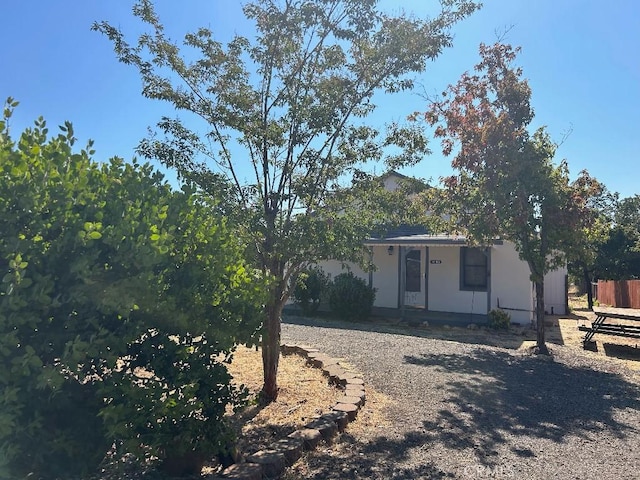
[{"left": 1, "top": 1, "right": 638, "bottom": 198}]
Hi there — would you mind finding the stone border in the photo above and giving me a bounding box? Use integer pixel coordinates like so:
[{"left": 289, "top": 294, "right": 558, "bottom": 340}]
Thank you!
[{"left": 220, "top": 343, "right": 366, "bottom": 479}]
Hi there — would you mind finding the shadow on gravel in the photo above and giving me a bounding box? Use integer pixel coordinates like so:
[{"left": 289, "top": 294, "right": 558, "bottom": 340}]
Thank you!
[
  {"left": 404, "top": 349, "right": 640, "bottom": 466},
  {"left": 603, "top": 342, "right": 640, "bottom": 362}
]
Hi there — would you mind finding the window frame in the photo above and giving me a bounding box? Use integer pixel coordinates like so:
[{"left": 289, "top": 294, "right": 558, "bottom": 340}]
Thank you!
[{"left": 460, "top": 247, "right": 488, "bottom": 292}]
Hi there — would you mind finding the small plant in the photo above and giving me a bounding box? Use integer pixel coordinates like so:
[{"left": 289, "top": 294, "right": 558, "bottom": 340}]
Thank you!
[
  {"left": 488, "top": 309, "right": 511, "bottom": 330},
  {"left": 328, "top": 272, "right": 376, "bottom": 321},
  {"left": 293, "top": 267, "right": 329, "bottom": 316}
]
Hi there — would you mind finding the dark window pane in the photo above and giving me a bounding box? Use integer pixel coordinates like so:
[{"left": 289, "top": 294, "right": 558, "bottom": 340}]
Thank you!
[
  {"left": 406, "top": 249, "right": 421, "bottom": 292},
  {"left": 462, "top": 247, "right": 487, "bottom": 290}
]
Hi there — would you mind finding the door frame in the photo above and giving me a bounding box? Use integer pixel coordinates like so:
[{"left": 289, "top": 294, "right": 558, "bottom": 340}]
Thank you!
[{"left": 397, "top": 246, "right": 429, "bottom": 311}]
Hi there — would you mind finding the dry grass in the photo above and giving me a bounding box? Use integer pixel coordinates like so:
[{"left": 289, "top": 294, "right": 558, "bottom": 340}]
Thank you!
[
  {"left": 226, "top": 347, "right": 345, "bottom": 455},
  {"left": 281, "top": 385, "right": 394, "bottom": 480},
  {"left": 222, "top": 347, "right": 393, "bottom": 478}
]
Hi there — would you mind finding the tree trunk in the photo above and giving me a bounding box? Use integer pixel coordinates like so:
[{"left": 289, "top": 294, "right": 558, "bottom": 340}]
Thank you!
[
  {"left": 260, "top": 205, "right": 282, "bottom": 403},
  {"left": 583, "top": 268, "right": 594, "bottom": 310},
  {"left": 534, "top": 280, "right": 549, "bottom": 355},
  {"left": 261, "top": 296, "right": 282, "bottom": 403}
]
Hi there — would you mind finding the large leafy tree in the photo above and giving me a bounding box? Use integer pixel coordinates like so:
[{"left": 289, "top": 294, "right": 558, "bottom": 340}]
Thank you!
[
  {"left": 94, "top": 0, "right": 479, "bottom": 400},
  {"left": 424, "top": 43, "right": 596, "bottom": 353},
  {"left": 566, "top": 179, "right": 616, "bottom": 309},
  {"left": 596, "top": 195, "right": 640, "bottom": 280},
  {"left": 0, "top": 101, "right": 264, "bottom": 478}
]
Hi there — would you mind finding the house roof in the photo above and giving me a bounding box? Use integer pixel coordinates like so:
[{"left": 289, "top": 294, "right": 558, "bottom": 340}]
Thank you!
[
  {"left": 365, "top": 233, "right": 503, "bottom": 247},
  {"left": 379, "top": 170, "right": 410, "bottom": 180},
  {"left": 371, "top": 224, "right": 430, "bottom": 239}
]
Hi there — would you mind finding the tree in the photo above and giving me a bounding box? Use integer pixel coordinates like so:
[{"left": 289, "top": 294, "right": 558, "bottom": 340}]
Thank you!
[
  {"left": 93, "top": 0, "right": 479, "bottom": 401},
  {"left": 424, "top": 43, "right": 595, "bottom": 354},
  {"left": 0, "top": 101, "right": 265, "bottom": 478},
  {"left": 595, "top": 195, "right": 640, "bottom": 280},
  {"left": 566, "top": 178, "right": 616, "bottom": 309}
]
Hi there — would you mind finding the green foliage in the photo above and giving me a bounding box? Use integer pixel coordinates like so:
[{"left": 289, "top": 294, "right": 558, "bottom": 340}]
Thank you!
[
  {"left": 596, "top": 225, "right": 640, "bottom": 280},
  {"left": 0, "top": 102, "right": 265, "bottom": 479},
  {"left": 488, "top": 309, "right": 511, "bottom": 330},
  {"left": 594, "top": 195, "right": 640, "bottom": 280},
  {"left": 328, "top": 272, "right": 376, "bottom": 321},
  {"left": 293, "top": 267, "right": 329, "bottom": 316},
  {"left": 93, "top": 0, "right": 480, "bottom": 400},
  {"left": 424, "top": 43, "right": 599, "bottom": 351}
]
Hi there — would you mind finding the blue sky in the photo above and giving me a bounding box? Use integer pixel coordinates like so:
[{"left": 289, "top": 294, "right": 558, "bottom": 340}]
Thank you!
[{"left": 1, "top": 1, "right": 639, "bottom": 198}]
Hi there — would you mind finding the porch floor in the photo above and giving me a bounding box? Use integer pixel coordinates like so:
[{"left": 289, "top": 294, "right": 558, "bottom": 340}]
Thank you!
[{"left": 371, "top": 306, "right": 488, "bottom": 327}]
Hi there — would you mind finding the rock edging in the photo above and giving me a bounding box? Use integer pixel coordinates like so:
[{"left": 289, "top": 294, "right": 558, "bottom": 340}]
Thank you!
[{"left": 220, "top": 343, "right": 366, "bottom": 479}]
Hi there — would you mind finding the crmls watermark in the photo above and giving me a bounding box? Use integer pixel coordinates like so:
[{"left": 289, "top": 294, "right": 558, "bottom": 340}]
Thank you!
[{"left": 462, "top": 464, "right": 516, "bottom": 478}]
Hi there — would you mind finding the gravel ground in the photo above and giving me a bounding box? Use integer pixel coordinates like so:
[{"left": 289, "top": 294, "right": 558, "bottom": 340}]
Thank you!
[{"left": 281, "top": 317, "right": 640, "bottom": 480}]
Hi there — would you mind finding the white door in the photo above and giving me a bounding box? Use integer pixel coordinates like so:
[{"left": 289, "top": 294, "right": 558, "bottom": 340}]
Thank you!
[{"left": 404, "top": 248, "right": 425, "bottom": 307}]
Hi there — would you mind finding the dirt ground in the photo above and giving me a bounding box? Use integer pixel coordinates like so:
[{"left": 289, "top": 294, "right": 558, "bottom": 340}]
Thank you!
[
  {"left": 220, "top": 295, "right": 640, "bottom": 477},
  {"left": 545, "top": 294, "right": 640, "bottom": 372}
]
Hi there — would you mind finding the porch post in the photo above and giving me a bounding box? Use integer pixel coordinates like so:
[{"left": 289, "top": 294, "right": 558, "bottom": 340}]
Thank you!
[
  {"left": 486, "top": 247, "right": 492, "bottom": 314},
  {"left": 424, "top": 246, "right": 429, "bottom": 311},
  {"left": 399, "top": 246, "right": 406, "bottom": 319}
]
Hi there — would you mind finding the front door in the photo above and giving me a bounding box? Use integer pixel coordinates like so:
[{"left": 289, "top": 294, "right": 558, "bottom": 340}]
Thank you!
[{"left": 404, "top": 248, "right": 425, "bottom": 308}]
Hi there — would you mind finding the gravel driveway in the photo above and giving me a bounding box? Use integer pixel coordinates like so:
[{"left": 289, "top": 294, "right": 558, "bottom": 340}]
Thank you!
[{"left": 281, "top": 317, "right": 640, "bottom": 480}]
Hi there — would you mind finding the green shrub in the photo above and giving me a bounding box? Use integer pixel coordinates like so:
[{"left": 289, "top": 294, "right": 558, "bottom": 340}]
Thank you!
[
  {"left": 328, "top": 272, "right": 376, "bottom": 321},
  {"left": 292, "top": 267, "right": 329, "bottom": 315},
  {"left": 0, "top": 101, "right": 265, "bottom": 479},
  {"left": 488, "top": 309, "right": 511, "bottom": 330}
]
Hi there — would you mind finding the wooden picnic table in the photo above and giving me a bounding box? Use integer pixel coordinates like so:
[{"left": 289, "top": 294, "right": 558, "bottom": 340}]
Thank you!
[{"left": 579, "top": 306, "right": 640, "bottom": 347}]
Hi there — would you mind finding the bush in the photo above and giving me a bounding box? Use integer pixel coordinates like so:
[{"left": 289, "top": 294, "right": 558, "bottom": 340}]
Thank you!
[
  {"left": 488, "top": 309, "right": 511, "bottom": 330},
  {"left": 328, "top": 272, "right": 376, "bottom": 321},
  {"left": 292, "top": 267, "right": 329, "bottom": 315},
  {"left": 0, "top": 101, "right": 265, "bottom": 478}
]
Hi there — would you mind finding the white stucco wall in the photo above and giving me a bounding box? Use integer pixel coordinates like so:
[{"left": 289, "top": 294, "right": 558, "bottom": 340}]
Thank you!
[
  {"left": 427, "top": 246, "right": 488, "bottom": 315},
  {"left": 490, "top": 241, "right": 534, "bottom": 324},
  {"left": 315, "top": 240, "right": 565, "bottom": 323},
  {"left": 317, "top": 247, "right": 399, "bottom": 308},
  {"left": 371, "top": 246, "right": 399, "bottom": 308},
  {"left": 318, "top": 259, "right": 367, "bottom": 283},
  {"left": 544, "top": 267, "right": 567, "bottom": 315}
]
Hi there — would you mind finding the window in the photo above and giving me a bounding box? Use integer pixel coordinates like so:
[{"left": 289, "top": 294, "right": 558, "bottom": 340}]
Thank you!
[
  {"left": 405, "top": 249, "right": 421, "bottom": 292},
  {"left": 460, "top": 247, "right": 488, "bottom": 291}
]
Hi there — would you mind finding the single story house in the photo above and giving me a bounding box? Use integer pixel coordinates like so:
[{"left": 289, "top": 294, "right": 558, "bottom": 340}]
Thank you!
[{"left": 316, "top": 172, "right": 568, "bottom": 325}]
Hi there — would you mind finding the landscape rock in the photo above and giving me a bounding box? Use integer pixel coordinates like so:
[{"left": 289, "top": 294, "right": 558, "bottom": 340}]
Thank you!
[
  {"left": 288, "top": 428, "right": 323, "bottom": 450},
  {"left": 339, "top": 395, "right": 364, "bottom": 407},
  {"left": 305, "top": 418, "right": 338, "bottom": 442},
  {"left": 345, "top": 377, "right": 364, "bottom": 387},
  {"left": 221, "top": 462, "right": 262, "bottom": 480},
  {"left": 322, "top": 364, "right": 346, "bottom": 384},
  {"left": 269, "top": 437, "right": 303, "bottom": 466},
  {"left": 319, "top": 410, "right": 349, "bottom": 432},
  {"left": 333, "top": 402, "right": 359, "bottom": 421},
  {"left": 246, "top": 450, "right": 286, "bottom": 478}
]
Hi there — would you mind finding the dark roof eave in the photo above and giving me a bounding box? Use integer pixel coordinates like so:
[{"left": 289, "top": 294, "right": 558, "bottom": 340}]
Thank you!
[{"left": 365, "top": 237, "right": 504, "bottom": 246}]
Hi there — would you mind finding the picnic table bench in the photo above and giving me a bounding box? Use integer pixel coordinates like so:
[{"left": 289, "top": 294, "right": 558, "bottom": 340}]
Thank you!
[{"left": 578, "top": 306, "right": 640, "bottom": 347}]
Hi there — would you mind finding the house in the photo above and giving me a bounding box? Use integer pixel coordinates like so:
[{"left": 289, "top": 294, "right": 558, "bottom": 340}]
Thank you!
[{"left": 317, "top": 172, "right": 568, "bottom": 325}]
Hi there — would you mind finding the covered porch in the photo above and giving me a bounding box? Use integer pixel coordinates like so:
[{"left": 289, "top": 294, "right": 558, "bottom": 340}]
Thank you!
[
  {"left": 364, "top": 232, "right": 501, "bottom": 320},
  {"left": 371, "top": 306, "right": 489, "bottom": 327}
]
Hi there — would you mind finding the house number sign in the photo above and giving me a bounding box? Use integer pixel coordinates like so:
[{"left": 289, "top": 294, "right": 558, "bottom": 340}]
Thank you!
[{"left": 430, "top": 260, "right": 442, "bottom": 264}]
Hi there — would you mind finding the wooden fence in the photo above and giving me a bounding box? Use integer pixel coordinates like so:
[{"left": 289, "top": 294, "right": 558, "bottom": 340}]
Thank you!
[{"left": 596, "top": 280, "right": 640, "bottom": 308}]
